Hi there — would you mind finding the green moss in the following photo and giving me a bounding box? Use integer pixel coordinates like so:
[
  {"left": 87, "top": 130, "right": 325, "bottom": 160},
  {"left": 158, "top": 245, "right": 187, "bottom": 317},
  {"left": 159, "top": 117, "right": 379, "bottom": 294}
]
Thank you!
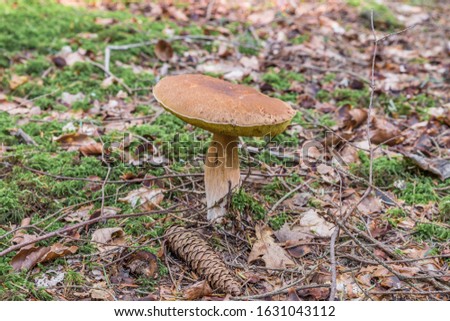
[
  {"left": 15, "top": 56, "right": 52, "bottom": 76},
  {"left": 333, "top": 88, "right": 369, "bottom": 107},
  {"left": 380, "top": 93, "right": 437, "bottom": 118},
  {"left": 352, "top": 151, "right": 445, "bottom": 205},
  {"left": 316, "top": 90, "right": 331, "bottom": 102},
  {"left": 232, "top": 189, "right": 266, "bottom": 220},
  {"left": 415, "top": 223, "right": 450, "bottom": 241},
  {"left": 269, "top": 212, "right": 288, "bottom": 230},
  {"left": 323, "top": 73, "right": 336, "bottom": 83},
  {"left": 0, "top": 261, "right": 52, "bottom": 300},
  {"left": 64, "top": 269, "right": 85, "bottom": 286},
  {"left": 439, "top": 196, "right": 450, "bottom": 223},
  {"left": 262, "top": 69, "right": 305, "bottom": 91},
  {"left": 358, "top": 1, "right": 402, "bottom": 31},
  {"left": 290, "top": 34, "right": 309, "bottom": 45}
]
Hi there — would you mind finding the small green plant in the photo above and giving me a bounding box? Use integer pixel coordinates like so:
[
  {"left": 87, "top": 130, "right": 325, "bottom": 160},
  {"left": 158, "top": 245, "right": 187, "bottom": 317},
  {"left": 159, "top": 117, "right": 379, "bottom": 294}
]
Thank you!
[
  {"left": 439, "top": 196, "right": 450, "bottom": 222},
  {"left": 231, "top": 189, "right": 266, "bottom": 220},
  {"left": 269, "top": 212, "right": 288, "bottom": 230},
  {"left": 262, "top": 69, "right": 305, "bottom": 91},
  {"left": 64, "top": 269, "right": 85, "bottom": 287},
  {"left": 415, "top": 223, "right": 450, "bottom": 241}
]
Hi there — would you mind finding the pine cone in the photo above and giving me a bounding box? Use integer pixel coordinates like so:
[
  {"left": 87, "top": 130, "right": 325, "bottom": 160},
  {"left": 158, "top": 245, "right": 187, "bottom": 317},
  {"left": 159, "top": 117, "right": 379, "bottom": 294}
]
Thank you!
[{"left": 165, "top": 226, "right": 241, "bottom": 296}]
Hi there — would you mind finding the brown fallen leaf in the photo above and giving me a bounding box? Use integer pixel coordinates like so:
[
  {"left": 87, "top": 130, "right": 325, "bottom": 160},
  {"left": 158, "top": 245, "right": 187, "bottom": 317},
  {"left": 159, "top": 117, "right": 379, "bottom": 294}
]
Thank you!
[
  {"left": 118, "top": 187, "right": 164, "bottom": 211},
  {"left": 370, "top": 117, "right": 402, "bottom": 145},
  {"left": 285, "top": 241, "right": 312, "bottom": 258},
  {"left": 154, "top": 39, "right": 174, "bottom": 62},
  {"left": 64, "top": 205, "right": 94, "bottom": 223},
  {"left": 60, "top": 92, "right": 85, "bottom": 106},
  {"left": 287, "top": 287, "right": 302, "bottom": 301},
  {"left": 53, "top": 133, "right": 96, "bottom": 152},
  {"left": 166, "top": 6, "right": 188, "bottom": 21},
  {"left": 248, "top": 225, "right": 295, "bottom": 270},
  {"left": 9, "top": 75, "right": 29, "bottom": 90},
  {"left": 274, "top": 209, "right": 336, "bottom": 242},
  {"left": 357, "top": 194, "right": 383, "bottom": 215},
  {"left": 337, "top": 105, "right": 368, "bottom": 130},
  {"left": 0, "top": 94, "right": 41, "bottom": 116},
  {"left": 11, "top": 243, "right": 78, "bottom": 271},
  {"left": 79, "top": 142, "right": 105, "bottom": 156},
  {"left": 91, "top": 227, "right": 125, "bottom": 252},
  {"left": 94, "top": 17, "right": 116, "bottom": 26},
  {"left": 184, "top": 280, "right": 213, "bottom": 300},
  {"left": 91, "top": 287, "right": 114, "bottom": 301},
  {"left": 403, "top": 152, "right": 450, "bottom": 180},
  {"left": 125, "top": 250, "right": 158, "bottom": 278}
]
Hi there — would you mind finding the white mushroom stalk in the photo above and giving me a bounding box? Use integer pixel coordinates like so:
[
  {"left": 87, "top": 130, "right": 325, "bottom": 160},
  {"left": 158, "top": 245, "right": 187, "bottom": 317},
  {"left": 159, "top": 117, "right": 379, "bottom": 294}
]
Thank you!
[{"left": 204, "top": 133, "right": 240, "bottom": 222}]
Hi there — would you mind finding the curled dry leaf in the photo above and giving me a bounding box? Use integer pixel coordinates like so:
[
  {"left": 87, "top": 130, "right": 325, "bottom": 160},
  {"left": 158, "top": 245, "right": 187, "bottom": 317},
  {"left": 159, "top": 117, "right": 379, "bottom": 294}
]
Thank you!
[
  {"left": 403, "top": 152, "right": 450, "bottom": 180},
  {"left": 53, "top": 133, "right": 96, "bottom": 152},
  {"left": 183, "top": 280, "right": 213, "bottom": 300},
  {"left": 60, "top": 92, "right": 85, "bottom": 106},
  {"left": 154, "top": 39, "right": 174, "bottom": 62},
  {"left": 64, "top": 205, "right": 94, "bottom": 223},
  {"left": 287, "top": 287, "right": 302, "bottom": 301},
  {"left": 370, "top": 117, "right": 402, "bottom": 146},
  {"left": 337, "top": 105, "right": 368, "bottom": 130},
  {"left": 9, "top": 75, "right": 29, "bottom": 90},
  {"left": 357, "top": 194, "right": 383, "bottom": 215},
  {"left": 11, "top": 243, "right": 78, "bottom": 271},
  {"left": 91, "top": 227, "right": 125, "bottom": 252},
  {"left": 248, "top": 225, "right": 295, "bottom": 270},
  {"left": 285, "top": 241, "right": 312, "bottom": 258},
  {"left": 119, "top": 187, "right": 164, "bottom": 211},
  {"left": 125, "top": 250, "right": 158, "bottom": 279},
  {"left": 0, "top": 94, "right": 41, "bottom": 116},
  {"left": 94, "top": 17, "right": 115, "bottom": 26},
  {"left": 274, "top": 209, "right": 336, "bottom": 242},
  {"left": 91, "top": 288, "right": 114, "bottom": 301},
  {"left": 79, "top": 142, "right": 105, "bottom": 156}
]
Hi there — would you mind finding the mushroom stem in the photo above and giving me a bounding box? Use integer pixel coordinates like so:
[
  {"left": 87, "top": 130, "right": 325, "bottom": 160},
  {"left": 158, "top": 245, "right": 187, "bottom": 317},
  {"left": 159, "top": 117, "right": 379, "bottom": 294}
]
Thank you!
[{"left": 204, "top": 133, "right": 240, "bottom": 222}]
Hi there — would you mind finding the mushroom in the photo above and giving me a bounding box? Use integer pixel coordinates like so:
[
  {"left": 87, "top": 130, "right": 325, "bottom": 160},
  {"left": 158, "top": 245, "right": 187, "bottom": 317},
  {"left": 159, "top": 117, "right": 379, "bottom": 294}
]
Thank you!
[{"left": 153, "top": 74, "right": 295, "bottom": 222}]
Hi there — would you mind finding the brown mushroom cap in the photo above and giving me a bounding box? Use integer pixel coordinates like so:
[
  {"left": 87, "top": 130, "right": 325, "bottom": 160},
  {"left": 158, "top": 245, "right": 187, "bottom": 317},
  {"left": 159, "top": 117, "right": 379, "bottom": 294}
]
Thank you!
[{"left": 153, "top": 74, "right": 296, "bottom": 137}]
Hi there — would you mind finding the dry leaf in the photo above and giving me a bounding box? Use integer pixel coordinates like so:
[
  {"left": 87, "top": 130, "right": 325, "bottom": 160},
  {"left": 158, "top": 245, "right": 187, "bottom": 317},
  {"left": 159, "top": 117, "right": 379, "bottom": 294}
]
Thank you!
[
  {"left": 154, "top": 40, "right": 173, "bottom": 62},
  {"left": 11, "top": 244, "right": 78, "bottom": 271},
  {"left": 357, "top": 194, "right": 383, "bottom": 215},
  {"left": 94, "top": 17, "right": 115, "bottom": 26},
  {"left": 184, "top": 280, "right": 213, "bottom": 300},
  {"left": 91, "top": 288, "right": 114, "bottom": 301},
  {"left": 0, "top": 94, "right": 41, "bottom": 116},
  {"left": 53, "top": 133, "right": 96, "bottom": 152},
  {"left": 274, "top": 209, "right": 336, "bottom": 242},
  {"left": 9, "top": 75, "right": 29, "bottom": 90},
  {"left": 337, "top": 105, "right": 368, "bottom": 129},
  {"left": 64, "top": 205, "right": 94, "bottom": 223},
  {"left": 403, "top": 153, "right": 450, "bottom": 180},
  {"left": 91, "top": 227, "right": 124, "bottom": 244},
  {"left": 287, "top": 287, "right": 302, "bottom": 301},
  {"left": 370, "top": 117, "right": 402, "bottom": 145},
  {"left": 79, "top": 142, "right": 104, "bottom": 156},
  {"left": 248, "top": 225, "right": 295, "bottom": 269},
  {"left": 247, "top": 9, "right": 276, "bottom": 25},
  {"left": 285, "top": 242, "right": 312, "bottom": 258},
  {"left": 118, "top": 187, "right": 164, "bottom": 211},
  {"left": 60, "top": 92, "right": 85, "bottom": 106},
  {"left": 125, "top": 250, "right": 158, "bottom": 278},
  {"left": 91, "top": 227, "right": 125, "bottom": 253},
  {"left": 166, "top": 6, "right": 188, "bottom": 21}
]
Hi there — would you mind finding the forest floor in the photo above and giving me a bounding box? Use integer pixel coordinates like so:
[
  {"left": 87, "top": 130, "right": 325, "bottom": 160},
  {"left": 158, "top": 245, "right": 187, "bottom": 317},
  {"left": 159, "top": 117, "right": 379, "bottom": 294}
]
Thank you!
[{"left": 0, "top": 0, "right": 449, "bottom": 301}]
